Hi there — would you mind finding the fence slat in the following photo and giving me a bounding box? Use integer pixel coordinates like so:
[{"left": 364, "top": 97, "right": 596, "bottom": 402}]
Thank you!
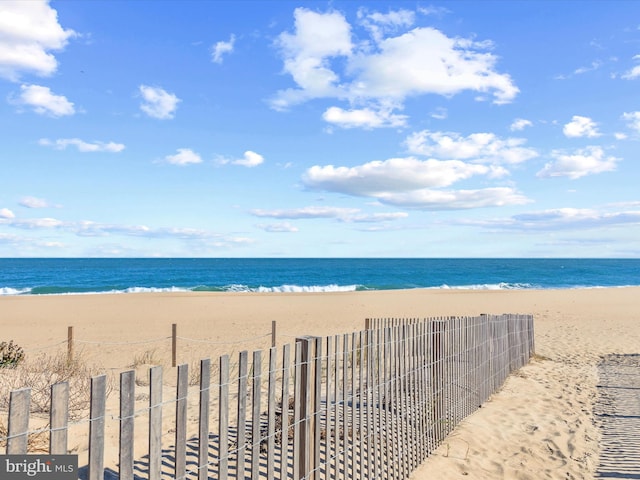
[
  {"left": 341, "top": 333, "right": 349, "bottom": 479},
  {"left": 292, "top": 341, "right": 302, "bottom": 480},
  {"left": 119, "top": 371, "right": 135, "bottom": 480},
  {"left": 325, "top": 335, "right": 334, "bottom": 480},
  {"left": 148, "top": 366, "right": 163, "bottom": 480},
  {"left": 280, "top": 344, "right": 291, "bottom": 480},
  {"left": 237, "top": 351, "right": 249, "bottom": 479},
  {"left": 313, "top": 337, "right": 322, "bottom": 480},
  {"left": 383, "top": 327, "right": 391, "bottom": 480},
  {"left": 251, "top": 350, "right": 262, "bottom": 479},
  {"left": 267, "top": 347, "right": 277, "bottom": 480},
  {"left": 218, "top": 356, "right": 229, "bottom": 480},
  {"left": 175, "top": 363, "right": 188, "bottom": 480},
  {"left": 50, "top": 382, "right": 69, "bottom": 455},
  {"left": 198, "top": 358, "right": 211, "bottom": 480},
  {"left": 88, "top": 375, "right": 106, "bottom": 480},
  {"left": 7, "top": 388, "right": 30, "bottom": 454}
]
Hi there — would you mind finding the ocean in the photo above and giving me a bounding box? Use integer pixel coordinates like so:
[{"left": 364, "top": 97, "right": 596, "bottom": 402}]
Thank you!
[{"left": 0, "top": 258, "right": 639, "bottom": 296}]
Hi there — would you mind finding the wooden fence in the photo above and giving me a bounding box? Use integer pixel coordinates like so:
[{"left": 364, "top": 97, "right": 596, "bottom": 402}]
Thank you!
[{"left": 2, "top": 314, "right": 534, "bottom": 480}]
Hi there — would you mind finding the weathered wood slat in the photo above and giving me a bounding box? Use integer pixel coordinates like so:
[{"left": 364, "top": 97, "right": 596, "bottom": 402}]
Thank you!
[
  {"left": 341, "top": 333, "right": 349, "bottom": 479},
  {"left": 267, "top": 347, "right": 277, "bottom": 480},
  {"left": 7, "top": 387, "right": 30, "bottom": 454},
  {"left": 312, "top": 337, "right": 322, "bottom": 480},
  {"left": 175, "top": 364, "right": 188, "bottom": 480},
  {"left": 89, "top": 375, "right": 106, "bottom": 480},
  {"left": 198, "top": 358, "right": 211, "bottom": 480},
  {"left": 119, "top": 371, "right": 135, "bottom": 480},
  {"left": 251, "top": 350, "right": 262, "bottom": 479},
  {"left": 292, "top": 341, "right": 302, "bottom": 480},
  {"left": 50, "top": 382, "right": 69, "bottom": 455},
  {"left": 148, "top": 366, "right": 163, "bottom": 480},
  {"left": 237, "top": 351, "right": 249, "bottom": 479},
  {"left": 218, "top": 356, "right": 229, "bottom": 480},
  {"left": 325, "top": 335, "right": 333, "bottom": 480},
  {"left": 280, "top": 344, "right": 291, "bottom": 480},
  {"left": 350, "top": 332, "right": 357, "bottom": 480}
]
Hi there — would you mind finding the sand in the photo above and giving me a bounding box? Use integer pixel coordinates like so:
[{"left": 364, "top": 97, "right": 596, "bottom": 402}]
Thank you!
[{"left": 1, "top": 287, "right": 639, "bottom": 479}]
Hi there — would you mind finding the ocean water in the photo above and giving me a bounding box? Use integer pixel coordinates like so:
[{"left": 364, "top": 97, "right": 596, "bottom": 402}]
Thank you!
[{"left": 0, "top": 258, "right": 639, "bottom": 296}]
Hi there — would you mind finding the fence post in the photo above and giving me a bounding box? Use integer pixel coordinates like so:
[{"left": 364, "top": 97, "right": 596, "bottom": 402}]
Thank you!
[
  {"left": 67, "top": 326, "right": 74, "bottom": 363},
  {"left": 172, "top": 323, "right": 177, "bottom": 368},
  {"left": 272, "top": 320, "right": 277, "bottom": 348}
]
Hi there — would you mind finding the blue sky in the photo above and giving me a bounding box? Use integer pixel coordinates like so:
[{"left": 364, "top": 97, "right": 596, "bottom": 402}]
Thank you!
[{"left": 1, "top": 1, "right": 639, "bottom": 258}]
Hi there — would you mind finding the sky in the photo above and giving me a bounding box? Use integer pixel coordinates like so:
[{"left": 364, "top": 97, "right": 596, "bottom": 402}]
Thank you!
[{"left": 1, "top": 0, "right": 639, "bottom": 258}]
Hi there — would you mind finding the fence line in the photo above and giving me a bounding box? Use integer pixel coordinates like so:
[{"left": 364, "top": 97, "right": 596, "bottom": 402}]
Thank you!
[
  {"left": 23, "top": 322, "right": 278, "bottom": 368},
  {"left": 2, "top": 314, "right": 534, "bottom": 480}
]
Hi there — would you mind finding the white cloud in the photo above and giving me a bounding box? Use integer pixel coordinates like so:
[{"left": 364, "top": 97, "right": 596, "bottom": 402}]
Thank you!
[
  {"left": 573, "top": 60, "right": 603, "bottom": 76},
  {"left": 256, "top": 222, "right": 299, "bottom": 233},
  {"left": 347, "top": 27, "right": 517, "bottom": 104},
  {"left": 510, "top": 118, "right": 532, "bottom": 131},
  {"left": 272, "top": 8, "right": 352, "bottom": 110},
  {"left": 0, "top": 0, "right": 76, "bottom": 81},
  {"left": 9, "top": 217, "right": 64, "bottom": 229},
  {"left": 554, "top": 61, "right": 603, "bottom": 80},
  {"left": 430, "top": 107, "right": 447, "bottom": 120},
  {"left": 271, "top": 8, "right": 518, "bottom": 124},
  {"left": 363, "top": 9, "right": 415, "bottom": 28},
  {"left": 0, "top": 208, "right": 15, "bottom": 219},
  {"left": 0, "top": 214, "right": 256, "bottom": 251},
  {"left": 537, "top": 146, "right": 619, "bottom": 179},
  {"left": 358, "top": 8, "right": 415, "bottom": 43},
  {"left": 251, "top": 206, "right": 408, "bottom": 223},
  {"left": 301, "top": 145, "right": 533, "bottom": 211},
  {"left": 478, "top": 207, "right": 640, "bottom": 232},
  {"left": 417, "top": 6, "right": 450, "bottom": 17},
  {"left": 38, "top": 138, "right": 125, "bottom": 152},
  {"left": 405, "top": 130, "right": 538, "bottom": 165},
  {"left": 164, "top": 148, "right": 202, "bottom": 166},
  {"left": 622, "top": 65, "right": 640, "bottom": 80},
  {"left": 304, "top": 157, "right": 491, "bottom": 196},
  {"left": 212, "top": 34, "right": 235, "bottom": 64},
  {"left": 349, "top": 212, "right": 409, "bottom": 223},
  {"left": 621, "top": 55, "right": 640, "bottom": 79},
  {"left": 139, "top": 85, "right": 180, "bottom": 119},
  {"left": 14, "top": 84, "right": 75, "bottom": 116},
  {"left": 19, "top": 196, "right": 53, "bottom": 208},
  {"left": 614, "top": 132, "right": 628, "bottom": 140},
  {"left": 322, "top": 105, "right": 407, "bottom": 129},
  {"left": 563, "top": 115, "right": 601, "bottom": 138},
  {"left": 376, "top": 187, "right": 529, "bottom": 210},
  {"left": 218, "top": 151, "right": 264, "bottom": 167},
  {"left": 234, "top": 151, "right": 264, "bottom": 167},
  {"left": 622, "top": 111, "right": 640, "bottom": 133},
  {"left": 251, "top": 206, "right": 360, "bottom": 220}
]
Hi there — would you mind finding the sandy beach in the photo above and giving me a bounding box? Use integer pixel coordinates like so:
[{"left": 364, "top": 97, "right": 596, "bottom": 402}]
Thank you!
[{"left": 1, "top": 287, "right": 639, "bottom": 479}]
